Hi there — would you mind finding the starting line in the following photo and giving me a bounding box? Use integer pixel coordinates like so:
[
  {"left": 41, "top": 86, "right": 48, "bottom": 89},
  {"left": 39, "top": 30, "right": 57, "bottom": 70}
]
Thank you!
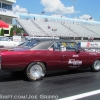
[{"left": 58, "top": 89, "right": 100, "bottom": 100}]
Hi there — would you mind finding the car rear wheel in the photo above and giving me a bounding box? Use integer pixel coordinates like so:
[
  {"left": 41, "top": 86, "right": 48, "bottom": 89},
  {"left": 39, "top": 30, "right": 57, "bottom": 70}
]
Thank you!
[
  {"left": 91, "top": 60, "right": 100, "bottom": 72},
  {"left": 26, "top": 62, "right": 46, "bottom": 81}
]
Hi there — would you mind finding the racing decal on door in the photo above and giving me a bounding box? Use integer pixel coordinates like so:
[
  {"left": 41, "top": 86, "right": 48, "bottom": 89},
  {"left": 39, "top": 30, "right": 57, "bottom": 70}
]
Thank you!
[
  {"left": 72, "top": 55, "right": 79, "bottom": 57},
  {"left": 68, "top": 66, "right": 80, "bottom": 68},
  {"left": 68, "top": 59, "right": 82, "bottom": 65}
]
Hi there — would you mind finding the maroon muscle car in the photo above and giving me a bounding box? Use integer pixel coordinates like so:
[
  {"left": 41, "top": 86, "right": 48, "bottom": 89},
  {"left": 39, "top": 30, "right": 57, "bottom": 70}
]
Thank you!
[{"left": 0, "top": 39, "right": 100, "bottom": 81}]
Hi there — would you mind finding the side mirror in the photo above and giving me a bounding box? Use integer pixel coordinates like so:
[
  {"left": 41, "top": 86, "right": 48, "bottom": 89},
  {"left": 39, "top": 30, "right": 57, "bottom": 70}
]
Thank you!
[{"left": 75, "top": 48, "right": 80, "bottom": 53}]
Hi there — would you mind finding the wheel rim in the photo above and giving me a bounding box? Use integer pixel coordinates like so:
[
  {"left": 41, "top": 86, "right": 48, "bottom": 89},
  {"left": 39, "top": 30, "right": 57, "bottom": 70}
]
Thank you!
[
  {"left": 94, "top": 60, "right": 100, "bottom": 70},
  {"left": 30, "top": 64, "right": 45, "bottom": 80}
]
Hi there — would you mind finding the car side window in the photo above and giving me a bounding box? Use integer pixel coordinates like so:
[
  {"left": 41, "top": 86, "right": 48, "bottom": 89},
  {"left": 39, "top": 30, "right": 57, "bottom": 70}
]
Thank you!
[
  {"left": 66, "top": 42, "right": 77, "bottom": 51},
  {"left": 50, "top": 42, "right": 80, "bottom": 52},
  {"left": 53, "top": 42, "right": 61, "bottom": 51},
  {"left": 60, "top": 42, "right": 77, "bottom": 51},
  {"left": 49, "top": 42, "right": 60, "bottom": 51}
]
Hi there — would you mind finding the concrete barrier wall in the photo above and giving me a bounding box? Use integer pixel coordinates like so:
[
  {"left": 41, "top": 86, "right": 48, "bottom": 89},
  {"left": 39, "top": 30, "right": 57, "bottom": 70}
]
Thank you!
[
  {"left": 80, "top": 42, "right": 100, "bottom": 48},
  {"left": 78, "top": 42, "right": 100, "bottom": 52}
]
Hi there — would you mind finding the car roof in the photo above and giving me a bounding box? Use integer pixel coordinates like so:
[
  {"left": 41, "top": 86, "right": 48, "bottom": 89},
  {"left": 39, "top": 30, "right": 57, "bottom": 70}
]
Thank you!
[
  {"left": 32, "top": 39, "right": 75, "bottom": 50},
  {"left": 33, "top": 38, "right": 74, "bottom": 42}
]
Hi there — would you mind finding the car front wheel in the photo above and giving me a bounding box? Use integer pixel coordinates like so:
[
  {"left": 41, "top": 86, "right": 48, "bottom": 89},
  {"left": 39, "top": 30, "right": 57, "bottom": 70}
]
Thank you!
[
  {"left": 91, "top": 60, "right": 100, "bottom": 72},
  {"left": 26, "top": 62, "right": 46, "bottom": 81}
]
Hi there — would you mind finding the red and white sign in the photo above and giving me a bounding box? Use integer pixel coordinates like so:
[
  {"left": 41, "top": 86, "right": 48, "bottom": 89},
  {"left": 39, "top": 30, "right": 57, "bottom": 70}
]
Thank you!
[
  {"left": 81, "top": 42, "right": 100, "bottom": 47},
  {"left": 13, "top": 36, "right": 21, "bottom": 42}
]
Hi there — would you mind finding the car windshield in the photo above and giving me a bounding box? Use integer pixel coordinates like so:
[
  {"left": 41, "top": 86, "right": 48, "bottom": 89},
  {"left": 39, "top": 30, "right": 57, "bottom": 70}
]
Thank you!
[{"left": 18, "top": 39, "right": 40, "bottom": 48}]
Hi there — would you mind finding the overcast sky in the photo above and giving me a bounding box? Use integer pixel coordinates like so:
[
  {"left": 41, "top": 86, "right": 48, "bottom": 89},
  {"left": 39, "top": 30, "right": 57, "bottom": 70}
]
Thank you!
[{"left": 13, "top": 0, "right": 100, "bottom": 21}]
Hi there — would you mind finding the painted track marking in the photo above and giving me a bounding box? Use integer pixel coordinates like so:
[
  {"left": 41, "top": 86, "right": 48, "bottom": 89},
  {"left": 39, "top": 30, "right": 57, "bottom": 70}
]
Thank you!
[{"left": 58, "top": 89, "right": 100, "bottom": 100}]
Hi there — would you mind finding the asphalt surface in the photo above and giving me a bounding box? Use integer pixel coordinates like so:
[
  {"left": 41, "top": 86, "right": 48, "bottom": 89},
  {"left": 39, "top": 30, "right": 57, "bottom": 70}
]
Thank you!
[{"left": 0, "top": 69, "right": 100, "bottom": 100}]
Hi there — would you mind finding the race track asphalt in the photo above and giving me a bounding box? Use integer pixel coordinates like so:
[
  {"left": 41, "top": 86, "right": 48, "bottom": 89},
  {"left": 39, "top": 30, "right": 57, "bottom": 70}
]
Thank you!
[{"left": 0, "top": 69, "right": 100, "bottom": 100}]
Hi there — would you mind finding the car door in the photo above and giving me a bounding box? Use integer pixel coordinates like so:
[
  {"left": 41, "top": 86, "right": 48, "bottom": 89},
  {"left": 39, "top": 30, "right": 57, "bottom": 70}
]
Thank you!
[
  {"left": 60, "top": 42, "right": 89, "bottom": 70},
  {"left": 47, "top": 42, "right": 62, "bottom": 71}
]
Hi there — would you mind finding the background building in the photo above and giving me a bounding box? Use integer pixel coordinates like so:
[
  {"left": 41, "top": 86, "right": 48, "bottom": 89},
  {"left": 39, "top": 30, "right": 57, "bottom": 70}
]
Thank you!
[{"left": 0, "top": 0, "right": 18, "bottom": 36}]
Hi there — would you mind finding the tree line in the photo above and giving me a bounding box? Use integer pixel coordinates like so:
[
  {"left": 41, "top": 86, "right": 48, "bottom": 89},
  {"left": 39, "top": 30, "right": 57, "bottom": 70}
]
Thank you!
[{"left": 0, "top": 25, "right": 24, "bottom": 36}]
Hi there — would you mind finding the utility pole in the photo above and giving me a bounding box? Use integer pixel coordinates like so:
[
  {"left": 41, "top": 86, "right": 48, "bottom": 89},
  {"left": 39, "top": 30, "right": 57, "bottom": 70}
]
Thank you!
[{"left": 71, "top": 0, "right": 78, "bottom": 18}]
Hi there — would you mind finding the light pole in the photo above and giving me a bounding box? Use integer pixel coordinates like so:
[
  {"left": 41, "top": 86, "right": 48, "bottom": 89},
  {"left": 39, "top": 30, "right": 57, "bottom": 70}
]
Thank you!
[{"left": 71, "top": 0, "right": 78, "bottom": 18}]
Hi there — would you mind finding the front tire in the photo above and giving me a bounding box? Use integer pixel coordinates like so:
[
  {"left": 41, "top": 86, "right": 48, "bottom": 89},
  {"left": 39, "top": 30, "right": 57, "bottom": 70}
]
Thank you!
[
  {"left": 91, "top": 60, "right": 100, "bottom": 72},
  {"left": 26, "top": 62, "right": 46, "bottom": 81}
]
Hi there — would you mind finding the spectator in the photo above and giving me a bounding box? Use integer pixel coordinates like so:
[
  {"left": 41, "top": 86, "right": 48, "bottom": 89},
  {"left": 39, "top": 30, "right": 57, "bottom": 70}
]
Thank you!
[
  {"left": 26, "top": 18, "right": 28, "bottom": 20},
  {"left": 90, "top": 37, "right": 94, "bottom": 42},
  {"left": 48, "top": 26, "right": 50, "bottom": 29},
  {"left": 88, "top": 37, "right": 93, "bottom": 42},
  {"left": 52, "top": 28, "right": 57, "bottom": 31},
  {"left": 34, "top": 17, "right": 35, "bottom": 20},
  {"left": 44, "top": 18, "right": 48, "bottom": 22}
]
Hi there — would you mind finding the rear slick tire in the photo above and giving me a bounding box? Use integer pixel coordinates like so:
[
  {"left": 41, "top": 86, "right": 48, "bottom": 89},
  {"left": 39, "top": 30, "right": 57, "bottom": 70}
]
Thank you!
[
  {"left": 91, "top": 60, "right": 100, "bottom": 72},
  {"left": 26, "top": 62, "right": 46, "bottom": 81}
]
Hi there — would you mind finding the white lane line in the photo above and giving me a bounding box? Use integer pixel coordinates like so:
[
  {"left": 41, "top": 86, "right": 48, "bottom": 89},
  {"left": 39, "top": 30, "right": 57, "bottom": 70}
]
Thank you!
[{"left": 58, "top": 89, "right": 100, "bottom": 100}]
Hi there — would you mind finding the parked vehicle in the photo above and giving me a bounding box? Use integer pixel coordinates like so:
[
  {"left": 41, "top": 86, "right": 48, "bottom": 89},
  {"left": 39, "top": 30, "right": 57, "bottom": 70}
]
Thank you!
[{"left": 0, "top": 36, "right": 22, "bottom": 48}]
